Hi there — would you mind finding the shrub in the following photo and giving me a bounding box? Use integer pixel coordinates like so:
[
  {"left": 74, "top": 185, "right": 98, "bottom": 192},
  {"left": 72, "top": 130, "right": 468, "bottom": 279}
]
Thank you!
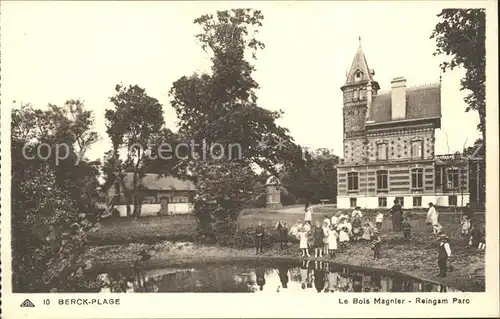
[
  {"left": 280, "top": 190, "right": 297, "bottom": 206},
  {"left": 191, "top": 162, "right": 259, "bottom": 245}
]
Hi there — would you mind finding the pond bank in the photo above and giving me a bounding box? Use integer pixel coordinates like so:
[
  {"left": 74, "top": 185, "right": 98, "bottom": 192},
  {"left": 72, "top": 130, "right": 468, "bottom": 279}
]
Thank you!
[{"left": 82, "top": 235, "right": 485, "bottom": 292}]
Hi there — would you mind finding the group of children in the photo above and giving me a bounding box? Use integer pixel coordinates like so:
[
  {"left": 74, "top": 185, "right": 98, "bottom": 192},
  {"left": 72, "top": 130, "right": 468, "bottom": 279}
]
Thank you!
[
  {"left": 265, "top": 203, "right": 485, "bottom": 264},
  {"left": 292, "top": 207, "right": 383, "bottom": 260},
  {"left": 459, "top": 214, "right": 486, "bottom": 252}
]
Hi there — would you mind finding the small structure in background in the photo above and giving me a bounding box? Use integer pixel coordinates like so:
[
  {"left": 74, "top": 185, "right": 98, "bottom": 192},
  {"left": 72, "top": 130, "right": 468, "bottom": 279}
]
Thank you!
[
  {"left": 265, "top": 175, "right": 282, "bottom": 209},
  {"left": 105, "top": 173, "right": 196, "bottom": 217}
]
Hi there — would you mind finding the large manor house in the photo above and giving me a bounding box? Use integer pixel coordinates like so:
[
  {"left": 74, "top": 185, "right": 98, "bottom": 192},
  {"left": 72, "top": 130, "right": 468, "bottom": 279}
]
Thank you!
[{"left": 336, "top": 42, "right": 483, "bottom": 209}]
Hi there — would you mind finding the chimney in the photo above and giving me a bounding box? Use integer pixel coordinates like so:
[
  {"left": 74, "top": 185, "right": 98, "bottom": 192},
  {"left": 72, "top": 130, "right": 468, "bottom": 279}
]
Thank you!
[{"left": 391, "top": 77, "right": 407, "bottom": 119}]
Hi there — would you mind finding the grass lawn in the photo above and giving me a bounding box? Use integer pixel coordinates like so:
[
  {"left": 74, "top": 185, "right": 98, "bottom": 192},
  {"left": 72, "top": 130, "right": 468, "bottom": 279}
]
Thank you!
[
  {"left": 88, "top": 206, "right": 326, "bottom": 245},
  {"left": 85, "top": 207, "right": 485, "bottom": 291}
]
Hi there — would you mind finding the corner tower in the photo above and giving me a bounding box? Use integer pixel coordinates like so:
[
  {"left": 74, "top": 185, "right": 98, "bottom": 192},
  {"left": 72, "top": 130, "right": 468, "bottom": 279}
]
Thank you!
[
  {"left": 341, "top": 38, "right": 380, "bottom": 137},
  {"left": 341, "top": 39, "right": 380, "bottom": 164}
]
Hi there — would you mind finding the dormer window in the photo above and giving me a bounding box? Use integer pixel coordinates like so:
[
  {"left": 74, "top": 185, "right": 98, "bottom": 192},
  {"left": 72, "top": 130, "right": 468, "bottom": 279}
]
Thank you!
[{"left": 355, "top": 70, "right": 362, "bottom": 81}]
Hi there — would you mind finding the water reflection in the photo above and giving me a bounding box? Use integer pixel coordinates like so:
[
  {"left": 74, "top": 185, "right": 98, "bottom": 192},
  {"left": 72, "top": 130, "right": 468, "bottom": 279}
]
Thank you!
[{"left": 96, "top": 259, "right": 459, "bottom": 293}]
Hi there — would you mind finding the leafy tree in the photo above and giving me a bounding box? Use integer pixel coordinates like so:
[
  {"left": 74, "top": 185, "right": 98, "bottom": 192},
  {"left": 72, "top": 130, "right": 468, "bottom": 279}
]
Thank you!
[
  {"left": 144, "top": 128, "right": 186, "bottom": 175},
  {"left": 463, "top": 138, "right": 484, "bottom": 157},
  {"left": 281, "top": 148, "right": 339, "bottom": 204},
  {"left": 168, "top": 9, "right": 302, "bottom": 242},
  {"left": 191, "top": 161, "right": 259, "bottom": 244},
  {"left": 105, "top": 84, "right": 165, "bottom": 217},
  {"left": 48, "top": 99, "right": 99, "bottom": 159},
  {"left": 11, "top": 103, "right": 101, "bottom": 292},
  {"left": 431, "top": 9, "right": 486, "bottom": 147},
  {"left": 463, "top": 138, "right": 485, "bottom": 206}
]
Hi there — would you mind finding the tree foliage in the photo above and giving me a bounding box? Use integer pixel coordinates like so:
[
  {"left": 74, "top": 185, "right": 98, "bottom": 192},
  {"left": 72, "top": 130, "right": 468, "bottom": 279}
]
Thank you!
[
  {"left": 105, "top": 84, "right": 165, "bottom": 217},
  {"left": 431, "top": 9, "right": 486, "bottom": 145},
  {"left": 168, "top": 9, "right": 302, "bottom": 242},
  {"left": 11, "top": 102, "right": 101, "bottom": 292},
  {"left": 281, "top": 148, "right": 339, "bottom": 204},
  {"left": 170, "top": 9, "right": 300, "bottom": 175}
]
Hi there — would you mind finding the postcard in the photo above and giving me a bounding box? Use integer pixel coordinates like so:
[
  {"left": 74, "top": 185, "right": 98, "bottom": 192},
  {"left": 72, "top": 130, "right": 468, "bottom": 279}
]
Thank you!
[{"left": 1, "top": 1, "right": 498, "bottom": 318}]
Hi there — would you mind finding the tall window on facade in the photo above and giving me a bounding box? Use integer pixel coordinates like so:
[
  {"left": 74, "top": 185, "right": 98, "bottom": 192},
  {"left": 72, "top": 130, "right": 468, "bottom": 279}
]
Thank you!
[
  {"left": 411, "top": 168, "right": 423, "bottom": 189},
  {"left": 378, "top": 197, "right": 387, "bottom": 207},
  {"left": 350, "top": 198, "right": 357, "bottom": 208},
  {"left": 347, "top": 172, "right": 359, "bottom": 191},
  {"left": 447, "top": 168, "right": 459, "bottom": 189},
  {"left": 411, "top": 140, "right": 423, "bottom": 159},
  {"left": 395, "top": 197, "right": 404, "bottom": 207},
  {"left": 377, "top": 143, "right": 388, "bottom": 161},
  {"left": 448, "top": 195, "right": 457, "bottom": 206},
  {"left": 376, "top": 170, "right": 388, "bottom": 191},
  {"left": 359, "top": 89, "right": 365, "bottom": 100},
  {"left": 435, "top": 166, "right": 442, "bottom": 188},
  {"left": 413, "top": 196, "right": 422, "bottom": 207}
]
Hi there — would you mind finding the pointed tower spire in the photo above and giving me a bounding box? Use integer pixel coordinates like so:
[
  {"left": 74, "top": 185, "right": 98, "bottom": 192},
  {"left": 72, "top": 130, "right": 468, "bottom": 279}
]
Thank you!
[{"left": 345, "top": 39, "right": 373, "bottom": 85}]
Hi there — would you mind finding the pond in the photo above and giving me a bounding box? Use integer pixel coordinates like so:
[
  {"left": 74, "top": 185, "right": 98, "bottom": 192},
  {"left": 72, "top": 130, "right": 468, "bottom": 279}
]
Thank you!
[{"left": 94, "top": 259, "right": 459, "bottom": 293}]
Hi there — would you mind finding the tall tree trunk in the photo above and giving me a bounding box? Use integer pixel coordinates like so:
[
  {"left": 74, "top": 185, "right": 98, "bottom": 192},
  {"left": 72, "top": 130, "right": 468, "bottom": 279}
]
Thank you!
[
  {"left": 132, "top": 148, "right": 142, "bottom": 218},
  {"left": 479, "top": 110, "right": 485, "bottom": 207},
  {"left": 117, "top": 171, "right": 132, "bottom": 217},
  {"left": 124, "top": 188, "right": 133, "bottom": 217}
]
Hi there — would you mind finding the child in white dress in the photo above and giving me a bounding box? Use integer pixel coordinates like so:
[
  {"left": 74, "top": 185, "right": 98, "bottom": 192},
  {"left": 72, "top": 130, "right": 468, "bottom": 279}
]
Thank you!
[
  {"left": 344, "top": 219, "right": 353, "bottom": 242},
  {"left": 375, "top": 211, "right": 384, "bottom": 229},
  {"left": 299, "top": 228, "right": 310, "bottom": 257},
  {"left": 361, "top": 221, "right": 373, "bottom": 241},
  {"left": 331, "top": 213, "right": 339, "bottom": 228},
  {"left": 327, "top": 225, "right": 338, "bottom": 258},
  {"left": 322, "top": 222, "right": 330, "bottom": 255},
  {"left": 460, "top": 215, "right": 472, "bottom": 236}
]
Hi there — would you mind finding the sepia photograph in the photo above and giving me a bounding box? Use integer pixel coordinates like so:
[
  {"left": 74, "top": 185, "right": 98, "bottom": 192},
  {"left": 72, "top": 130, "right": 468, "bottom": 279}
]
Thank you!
[{"left": 1, "top": 1, "right": 498, "bottom": 318}]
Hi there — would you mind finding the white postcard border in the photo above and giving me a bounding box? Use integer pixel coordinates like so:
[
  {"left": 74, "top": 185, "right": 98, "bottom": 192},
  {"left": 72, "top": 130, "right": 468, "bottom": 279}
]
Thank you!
[{"left": 1, "top": 1, "right": 499, "bottom": 318}]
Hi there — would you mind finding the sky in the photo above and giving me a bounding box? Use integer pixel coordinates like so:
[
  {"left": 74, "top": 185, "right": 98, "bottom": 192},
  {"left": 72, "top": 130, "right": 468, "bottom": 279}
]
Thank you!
[{"left": 1, "top": 1, "right": 482, "bottom": 163}]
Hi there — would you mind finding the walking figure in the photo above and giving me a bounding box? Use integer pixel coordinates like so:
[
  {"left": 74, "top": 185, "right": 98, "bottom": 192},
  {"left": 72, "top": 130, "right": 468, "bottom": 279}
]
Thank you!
[{"left": 426, "top": 202, "right": 442, "bottom": 234}]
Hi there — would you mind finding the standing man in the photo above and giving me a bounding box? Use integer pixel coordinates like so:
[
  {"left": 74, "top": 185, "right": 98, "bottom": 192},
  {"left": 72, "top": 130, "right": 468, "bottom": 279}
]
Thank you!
[
  {"left": 255, "top": 222, "right": 265, "bottom": 254},
  {"left": 275, "top": 220, "right": 288, "bottom": 250},
  {"left": 390, "top": 199, "right": 403, "bottom": 231},
  {"left": 437, "top": 233, "right": 452, "bottom": 277}
]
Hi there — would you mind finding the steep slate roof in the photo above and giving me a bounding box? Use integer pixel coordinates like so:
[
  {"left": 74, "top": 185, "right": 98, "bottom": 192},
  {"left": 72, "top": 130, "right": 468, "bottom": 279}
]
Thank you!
[
  {"left": 345, "top": 41, "right": 373, "bottom": 84},
  {"left": 122, "top": 173, "right": 195, "bottom": 191},
  {"left": 368, "top": 83, "right": 441, "bottom": 123}
]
